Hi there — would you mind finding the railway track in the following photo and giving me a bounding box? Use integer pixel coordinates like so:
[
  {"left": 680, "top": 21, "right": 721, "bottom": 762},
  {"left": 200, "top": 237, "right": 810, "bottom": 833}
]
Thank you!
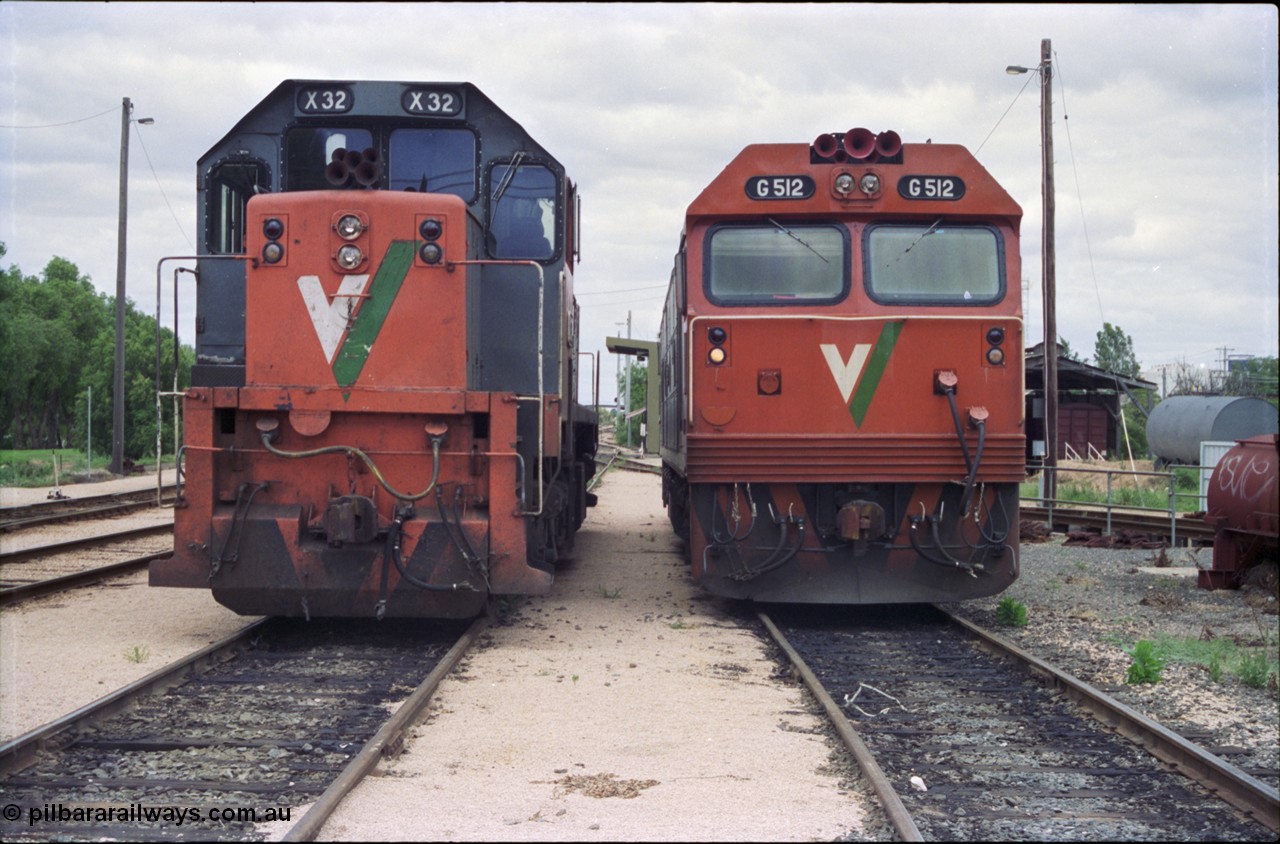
[
  {"left": 0, "top": 524, "right": 174, "bottom": 607},
  {"left": 760, "top": 605, "right": 1278, "bottom": 841},
  {"left": 0, "top": 616, "right": 483, "bottom": 841},
  {"left": 1020, "top": 503, "right": 1214, "bottom": 546},
  {"left": 0, "top": 488, "right": 176, "bottom": 533}
]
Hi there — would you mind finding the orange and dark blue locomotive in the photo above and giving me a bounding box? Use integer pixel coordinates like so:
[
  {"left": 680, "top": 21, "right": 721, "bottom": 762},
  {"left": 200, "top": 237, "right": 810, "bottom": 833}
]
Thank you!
[
  {"left": 151, "top": 80, "right": 597, "bottom": 618},
  {"left": 659, "top": 129, "right": 1024, "bottom": 603}
]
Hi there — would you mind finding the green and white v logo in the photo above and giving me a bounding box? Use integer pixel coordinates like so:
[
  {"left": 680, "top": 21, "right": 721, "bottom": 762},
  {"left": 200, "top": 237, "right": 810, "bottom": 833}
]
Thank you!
[
  {"left": 819, "top": 321, "right": 903, "bottom": 427},
  {"left": 297, "top": 241, "right": 416, "bottom": 388}
]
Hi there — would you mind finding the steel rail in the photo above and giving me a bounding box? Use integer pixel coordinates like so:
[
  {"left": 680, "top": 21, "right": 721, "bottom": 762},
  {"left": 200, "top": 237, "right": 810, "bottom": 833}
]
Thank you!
[
  {"left": 942, "top": 608, "right": 1280, "bottom": 833},
  {"left": 0, "top": 523, "right": 172, "bottom": 564},
  {"left": 757, "top": 611, "right": 923, "bottom": 842},
  {"left": 283, "top": 614, "right": 489, "bottom": 841},
  {"left": 0, "top": 619, "right": 268, "bottom": 776},
  {"left": 0, "top": 550, "right": 171, "bottom": 607}
]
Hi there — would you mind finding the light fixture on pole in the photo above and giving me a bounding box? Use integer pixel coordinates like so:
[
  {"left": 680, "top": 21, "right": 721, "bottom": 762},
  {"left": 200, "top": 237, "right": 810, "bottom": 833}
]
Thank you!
[
  {"left": 111, "top": 97, "right": 154, "bottom": 475},
  {"left": 1007, "top": 38, "right": 1056, "bottom": 504}
]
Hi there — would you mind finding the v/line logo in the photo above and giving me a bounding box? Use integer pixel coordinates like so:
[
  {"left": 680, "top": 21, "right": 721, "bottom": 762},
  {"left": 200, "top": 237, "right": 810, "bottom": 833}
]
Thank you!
[
  {"left": 819, "top": 321, "right": 903, "bottom": 427},
  {"left": 294, "top": 241, "right": 416, "bottom": 388}
]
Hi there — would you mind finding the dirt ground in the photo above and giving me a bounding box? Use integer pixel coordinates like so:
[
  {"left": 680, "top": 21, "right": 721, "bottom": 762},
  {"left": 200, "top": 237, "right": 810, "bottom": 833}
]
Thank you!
[{"left": 313, "top": 467, "right": 873, "bottom": 842}]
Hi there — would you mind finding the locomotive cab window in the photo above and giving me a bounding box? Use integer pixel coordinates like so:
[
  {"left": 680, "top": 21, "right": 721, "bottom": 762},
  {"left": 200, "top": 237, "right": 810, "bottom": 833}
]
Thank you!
[
  {"left": 284, "top": 127, "right": 373, "bottom": 191},
  {"left": 705, "top": 223, "right": 848, "bottom": 305},
  {"left": 865, "top": 223, "right": 1004, "bottom": 304},
  {"left": 389, "top": 128, "right": 477, "bottom": 200},
  {"left": 488, "top": 162, "right": 557, "bottom": 260},
  {"left": 206, "top": 159, "right": 269, "bottom": 254}
]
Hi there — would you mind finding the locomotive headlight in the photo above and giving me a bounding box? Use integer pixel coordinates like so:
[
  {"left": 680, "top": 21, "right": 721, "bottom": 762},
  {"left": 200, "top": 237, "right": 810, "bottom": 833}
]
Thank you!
[
  {"left": 834, "top": 173, "right": 855, "bottom": 195},
  {"left": 262, "top": 242, "right": 285, "bottom": 264},
  {"left": 419, "top": 242, "right": 443, "bottom": 264},
  {"left": 335, "top": 214, "right": 363, "bottom": 240},
  {"left": 336, "top": 244, "right": 364, "bottom": 270},
  {"left": 859, "top": 173, "right": 881, "bottom": 195}
]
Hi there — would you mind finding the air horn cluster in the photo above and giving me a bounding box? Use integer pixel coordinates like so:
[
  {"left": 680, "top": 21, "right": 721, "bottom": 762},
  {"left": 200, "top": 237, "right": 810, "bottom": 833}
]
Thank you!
[
  {"left": 812, "top": 129, "right": 902, "bottom": 162},
  {"left": 325, "top": 147, "right": 382, "bottom": 187}
]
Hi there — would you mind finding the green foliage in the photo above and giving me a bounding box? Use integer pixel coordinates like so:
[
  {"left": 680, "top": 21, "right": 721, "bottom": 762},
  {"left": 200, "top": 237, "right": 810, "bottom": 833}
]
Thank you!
[
  {"left": 1236, "top": 650, "right": 1274, "bottom": 690},
  {"left": 0, "top": 245, "right": 192, "bottom": 462},
  {"left": 615, "top": 360, "right": 648, "bottom": 448},
  {"left": 1224, "top": 355, "right": 1279, "bottom": 398},
  {"left": 1094, "top": 322, "right": 1141, "bottom": 378},
  {"left": 1208, "top": 651, "right": 1224, "bottom": 684},
  {"left": 995, "top": 596, "right": 1028, "bottom": 627},
  {"left": 1125, "top": 639, "right": 1165, "bottom": 685}
]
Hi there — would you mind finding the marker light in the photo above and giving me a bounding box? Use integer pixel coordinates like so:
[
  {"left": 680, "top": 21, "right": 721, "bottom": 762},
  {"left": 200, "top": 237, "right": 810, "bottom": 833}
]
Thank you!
[
  {"left": 986, "top": 347, "right": 1006, "bottom": 366},
  {"left": 262, "top": 242, "right": 284, "bottom": 264},
  {"left": 263, "top": 218, "right": 284, "bottom": 240},
  {"left": 420, "top": 218, "right": 443, "bottom": 240},
  {"left": 708, "top": 347, "right": 727, "bottom": 365}
]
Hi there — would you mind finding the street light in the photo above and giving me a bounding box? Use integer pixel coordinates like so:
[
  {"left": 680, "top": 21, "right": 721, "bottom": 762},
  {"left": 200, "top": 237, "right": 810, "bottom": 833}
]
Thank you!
[
  {"left": 111, "top": 97, "right": 153, "bottom": 475},
  {"left": 1007, "top": 39, "right": 1057, "bottom": 504}
]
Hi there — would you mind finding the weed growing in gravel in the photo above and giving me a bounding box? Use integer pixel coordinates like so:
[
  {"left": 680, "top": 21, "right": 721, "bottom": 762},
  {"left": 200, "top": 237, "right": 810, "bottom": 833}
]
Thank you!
[
  {"left": 1151, "top": 631, "right": 1278, "bottom": 691},
  {"left": 123, "top": 645, "right": 150, "bottom": 664},
  {"left": 1236, "top": 651, "right": 1274, "bottom": 690},
  {"left": 1208, "top": 652, "right": 1224, "bottom": 683},
  {"left": 597, "top": 586, "right": 622, "bottom": 599},
  {"left": 1125, "top": 639, "right": 1164, "bottom": 684},
  {"left": 996, "top": 597, "right": 1028, "bottom": 627}
]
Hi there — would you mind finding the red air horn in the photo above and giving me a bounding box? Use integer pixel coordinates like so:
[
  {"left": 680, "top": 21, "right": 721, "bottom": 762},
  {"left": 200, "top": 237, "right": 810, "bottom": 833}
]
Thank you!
[
  {"left": 812, "top": 132, "right": 840, "bottom": 160},
  {"left": 874, "top": 130, "right": 902, "bottom": 158},
  {"left": 842, "top": 128, "right": 876, "bottom": 160}
]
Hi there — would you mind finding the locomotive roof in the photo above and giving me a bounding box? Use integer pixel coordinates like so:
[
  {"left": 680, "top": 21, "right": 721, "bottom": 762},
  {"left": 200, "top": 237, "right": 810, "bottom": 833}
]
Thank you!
[
  {"left": 199, "top": 79, "right": 555, "bottom": 168},
  {"left": 686, "top": 141, "right": 1021, "bottom": 223}
]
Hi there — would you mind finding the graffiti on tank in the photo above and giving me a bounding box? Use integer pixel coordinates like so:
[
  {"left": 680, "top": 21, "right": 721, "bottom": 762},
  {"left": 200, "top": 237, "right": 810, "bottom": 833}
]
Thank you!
[{"left": 1215, "top": 452, "right": 1277, "bottom": 504}]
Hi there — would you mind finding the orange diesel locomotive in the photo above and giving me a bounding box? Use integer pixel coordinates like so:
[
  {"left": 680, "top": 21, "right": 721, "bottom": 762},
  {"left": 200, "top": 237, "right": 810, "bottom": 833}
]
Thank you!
[
  {"left": 658, "top": 129, "right": 1024, "bottom": 604},
  {"left": 152, "top": 80, "right": 597, "bottom": 618}
]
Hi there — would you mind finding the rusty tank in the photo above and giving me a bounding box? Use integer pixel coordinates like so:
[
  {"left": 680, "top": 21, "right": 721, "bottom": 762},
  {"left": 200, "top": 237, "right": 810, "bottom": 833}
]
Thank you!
[{"left": 1198, "top": 434, "right": 1279, "bottom": 591}]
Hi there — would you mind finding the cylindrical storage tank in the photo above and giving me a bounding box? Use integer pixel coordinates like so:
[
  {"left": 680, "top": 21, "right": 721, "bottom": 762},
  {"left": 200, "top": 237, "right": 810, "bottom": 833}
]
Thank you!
[{"left": 1147, "top": 396, "right": 1279, "bottom": 466}]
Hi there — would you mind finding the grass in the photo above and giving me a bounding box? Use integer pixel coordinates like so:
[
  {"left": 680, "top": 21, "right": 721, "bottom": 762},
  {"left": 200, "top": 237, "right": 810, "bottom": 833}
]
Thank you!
[
  {"left": 1110, "top": 631, "right": 1279, "bottom": 692},
  {"left": 1021, "top": 466, "right": 1202, "bottom": 514},
  {"left": 1125, "top": 639, "right": 1165, "bottom": 684},
  {"left": 597, "top": 586, "right": 622, "bottom": 599},
  {"left": 123, "top": 644, "right": 150, "bottom": 664},
  {"left": 1, "top": 448, "right": 174, "bottom": 488},
  {"left": 996, "top": 597, "right": 1029, "bottom": 627}
]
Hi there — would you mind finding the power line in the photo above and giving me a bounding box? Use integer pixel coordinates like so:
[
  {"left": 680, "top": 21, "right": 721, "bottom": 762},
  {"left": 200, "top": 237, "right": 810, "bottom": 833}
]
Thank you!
[
  {"left": 132, "top": 122, "right": 194, "bottom": 250},
  {"left": 0, "top": 105, "right": 117, "bottom": 129}
]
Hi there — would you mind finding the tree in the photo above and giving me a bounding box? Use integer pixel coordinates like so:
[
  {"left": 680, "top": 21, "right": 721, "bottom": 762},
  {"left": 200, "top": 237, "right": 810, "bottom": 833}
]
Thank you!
[
  {"left": 615, "top": 360, "right": 648, "bottom": 448},
  {"left": 1094, "top": 323, "right": 1141, "bottom": 378},
  {"left": 1224, "top": 356, "right": 1279, "bottom": 400},
  {"left": 0, "top": 244, "right": 194, "bottom": 463}
]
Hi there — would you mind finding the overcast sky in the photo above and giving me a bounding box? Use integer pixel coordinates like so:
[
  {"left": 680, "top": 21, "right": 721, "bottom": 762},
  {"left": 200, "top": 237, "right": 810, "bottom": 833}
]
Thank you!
[{"left": 3, "top": 2, "right": 1276, "bottom": 396}]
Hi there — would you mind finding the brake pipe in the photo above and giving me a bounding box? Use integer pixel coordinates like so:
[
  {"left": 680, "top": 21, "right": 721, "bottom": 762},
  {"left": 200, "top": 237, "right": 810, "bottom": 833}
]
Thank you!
[{"left": 259, "top": 429, "right": 443, "bottom": 502}]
